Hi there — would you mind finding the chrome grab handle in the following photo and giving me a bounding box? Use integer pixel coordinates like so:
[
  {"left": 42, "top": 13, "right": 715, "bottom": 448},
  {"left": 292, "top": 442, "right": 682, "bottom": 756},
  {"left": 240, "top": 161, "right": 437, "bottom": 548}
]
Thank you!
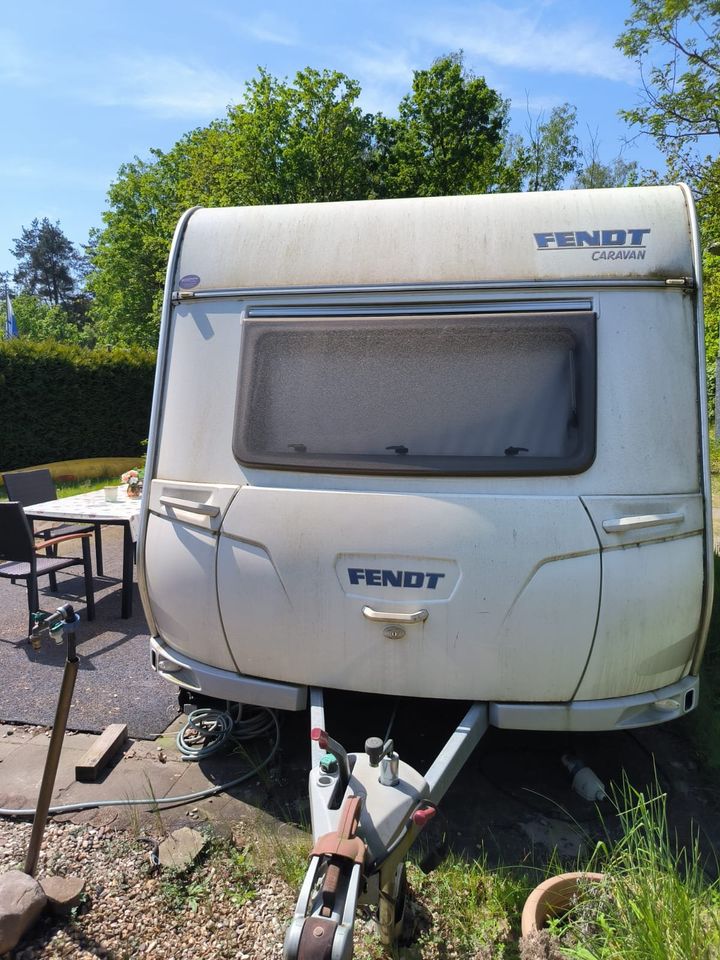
[
  {"left": 362, "top": 606, "right": 428, "bottom": 624},
  {"left": 602, "top": 511, "right": 684, "bottom": 533},
  {"left": 159, "top": 496, "right": 220, "bottom": 518}
]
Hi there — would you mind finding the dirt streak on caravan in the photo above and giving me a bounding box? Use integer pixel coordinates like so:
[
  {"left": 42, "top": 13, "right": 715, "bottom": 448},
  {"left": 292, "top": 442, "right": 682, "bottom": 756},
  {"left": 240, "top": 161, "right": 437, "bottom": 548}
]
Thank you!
[{"left": 138, "top": 185, "right": 712, "bottom": 733}]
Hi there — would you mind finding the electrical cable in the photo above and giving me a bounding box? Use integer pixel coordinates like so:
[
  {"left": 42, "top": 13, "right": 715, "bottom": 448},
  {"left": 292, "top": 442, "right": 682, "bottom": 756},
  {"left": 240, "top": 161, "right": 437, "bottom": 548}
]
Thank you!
[
  {"left": 0, "top": 707, "right": 280, "bottom": 819},
  {"left": 383, "top": 705, "right": 397, "bottom": 745}
]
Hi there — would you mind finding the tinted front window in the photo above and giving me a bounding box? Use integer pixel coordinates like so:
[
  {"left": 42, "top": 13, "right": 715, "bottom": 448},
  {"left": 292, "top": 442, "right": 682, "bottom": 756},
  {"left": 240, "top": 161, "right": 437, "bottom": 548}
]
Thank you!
[{"left": 233, "top": 312, "right": 595, "bottom": 474}]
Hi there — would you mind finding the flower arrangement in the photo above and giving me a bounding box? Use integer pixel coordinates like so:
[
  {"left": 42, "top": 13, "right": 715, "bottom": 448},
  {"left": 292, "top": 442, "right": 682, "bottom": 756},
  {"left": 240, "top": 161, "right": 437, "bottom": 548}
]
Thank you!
[{"left": 121, "top": 468, "right": 144, "bottom": 498}]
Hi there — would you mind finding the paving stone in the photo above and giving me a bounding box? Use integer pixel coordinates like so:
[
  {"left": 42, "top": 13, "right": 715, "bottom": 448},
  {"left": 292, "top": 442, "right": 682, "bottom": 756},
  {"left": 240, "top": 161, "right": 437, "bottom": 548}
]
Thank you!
[
  {"left": 0, "top": 739, "right": 91, "bottom": 804},
  {"left": 39, "top": 875, "right": 85, "bottom": 915},
  {"left": 0, "top": 741, "right": 22, "bottom": 764},
  {"left": 158, "top": 826, "right": 207, "bottom": 871},
  {"left": 0, "top": 870, "right": 47, "bottom": 953}
]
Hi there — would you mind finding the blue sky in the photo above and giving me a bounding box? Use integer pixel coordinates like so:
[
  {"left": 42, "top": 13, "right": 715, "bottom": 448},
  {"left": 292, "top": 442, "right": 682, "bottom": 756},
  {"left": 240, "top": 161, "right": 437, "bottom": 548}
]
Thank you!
[{"left": 1, "top": 0, "right": 662, "bottom": 280}]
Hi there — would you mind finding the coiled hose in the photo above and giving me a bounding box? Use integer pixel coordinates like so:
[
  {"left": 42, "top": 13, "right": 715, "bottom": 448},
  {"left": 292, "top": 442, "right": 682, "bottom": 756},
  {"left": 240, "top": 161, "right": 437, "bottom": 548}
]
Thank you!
[{"left": 176, "top": 704, "right": 276, "bottom": 760}]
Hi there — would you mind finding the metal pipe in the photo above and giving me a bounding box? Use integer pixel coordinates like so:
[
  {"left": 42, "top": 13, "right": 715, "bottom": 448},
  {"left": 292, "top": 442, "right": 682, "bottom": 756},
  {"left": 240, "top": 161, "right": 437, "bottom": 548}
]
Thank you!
[{"left": 24, "top": 611, "right": 79, "bottom": 876}]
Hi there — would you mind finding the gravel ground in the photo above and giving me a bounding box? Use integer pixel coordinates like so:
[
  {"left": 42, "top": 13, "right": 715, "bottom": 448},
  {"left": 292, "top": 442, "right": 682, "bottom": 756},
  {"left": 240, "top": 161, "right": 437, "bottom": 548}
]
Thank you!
[
  {"left": 0, "top": 818, "right": 296, "bottom": 960},
  {"left": 0, "top": 814, "right": 527, "bottom": 960}
]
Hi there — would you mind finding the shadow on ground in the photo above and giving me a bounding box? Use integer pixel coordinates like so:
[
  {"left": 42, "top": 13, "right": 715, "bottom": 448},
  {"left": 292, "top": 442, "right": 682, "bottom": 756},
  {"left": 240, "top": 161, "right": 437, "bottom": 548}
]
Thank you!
[
  {"left": 187, "top": 689, "right": 720, "bottom": 878},
  {"left": 0, "top": 525, "right": 178, "bottom": 738}
]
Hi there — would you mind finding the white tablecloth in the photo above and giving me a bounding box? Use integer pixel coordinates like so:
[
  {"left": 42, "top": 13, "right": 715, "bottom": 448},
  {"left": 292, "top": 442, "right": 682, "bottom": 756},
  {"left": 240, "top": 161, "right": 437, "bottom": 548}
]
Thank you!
[{"left": 25, "top": 489, "right": 142, "bottom": 541}]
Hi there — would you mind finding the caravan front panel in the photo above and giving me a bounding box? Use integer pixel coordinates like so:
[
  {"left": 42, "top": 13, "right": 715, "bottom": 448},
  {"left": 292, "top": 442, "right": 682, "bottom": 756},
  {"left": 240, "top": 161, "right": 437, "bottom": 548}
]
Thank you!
[{"left": 139, "top": 186, "right": 712, "bottom": 729}]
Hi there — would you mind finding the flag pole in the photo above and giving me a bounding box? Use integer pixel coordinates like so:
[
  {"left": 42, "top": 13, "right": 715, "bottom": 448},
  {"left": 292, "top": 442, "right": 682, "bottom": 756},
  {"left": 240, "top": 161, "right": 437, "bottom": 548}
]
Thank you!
[{"left": 5, "top": 284, "right": 17, "bottom": 339}]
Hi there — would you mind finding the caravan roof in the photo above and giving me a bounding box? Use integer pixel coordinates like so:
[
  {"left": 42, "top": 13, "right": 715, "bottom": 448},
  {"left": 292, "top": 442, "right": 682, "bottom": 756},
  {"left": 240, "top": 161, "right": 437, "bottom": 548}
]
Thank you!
[{"left": 174, "top": 185, "right": 696, "bottom": 293}]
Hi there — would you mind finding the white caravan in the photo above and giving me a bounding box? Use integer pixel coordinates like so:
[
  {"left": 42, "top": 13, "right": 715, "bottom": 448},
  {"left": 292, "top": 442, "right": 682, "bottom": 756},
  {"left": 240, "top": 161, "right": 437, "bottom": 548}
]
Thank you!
[{"left": 138, "top": 185, "right": 713, "bottom": 734}]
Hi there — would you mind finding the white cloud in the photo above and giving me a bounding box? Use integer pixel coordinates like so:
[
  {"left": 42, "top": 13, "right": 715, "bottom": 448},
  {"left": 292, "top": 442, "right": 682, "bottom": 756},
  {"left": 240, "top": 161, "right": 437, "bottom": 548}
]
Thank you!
[
  {"left": 86, "top": 54, "right": 246, "bottom": 119},
  {"left": 0, "top": 157, "right": 112, "bottom": 191},
  {"left": 246, "top": 18, "right": 298, "bottom": 47},
  {"left": 212, "top": 9, "right": 299, "bottom": 47},
  {"left": 345, "top": 46, "right": 416, "bottom": 86},
  {"left": 413, "top": 4, "right": 635, "bottom": 84},
  {"left": 0, "top": 30, "right": 37, "bottom": 85},
  {"left": 337, "top": 44, "right": 416, "bottom": 114}
]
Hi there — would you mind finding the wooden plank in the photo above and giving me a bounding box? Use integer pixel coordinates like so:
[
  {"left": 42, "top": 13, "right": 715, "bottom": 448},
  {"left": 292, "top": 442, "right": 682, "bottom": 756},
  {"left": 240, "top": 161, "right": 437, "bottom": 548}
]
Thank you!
[{"left": 75, "top": 724, "right": 128, "bottom": 782}]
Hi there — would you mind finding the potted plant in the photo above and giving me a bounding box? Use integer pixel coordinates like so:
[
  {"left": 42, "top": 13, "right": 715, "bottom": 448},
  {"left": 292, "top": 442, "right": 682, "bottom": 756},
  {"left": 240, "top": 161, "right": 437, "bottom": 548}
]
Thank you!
[{"left": 121, "top": 468, "right": 144, "bottom": 498}]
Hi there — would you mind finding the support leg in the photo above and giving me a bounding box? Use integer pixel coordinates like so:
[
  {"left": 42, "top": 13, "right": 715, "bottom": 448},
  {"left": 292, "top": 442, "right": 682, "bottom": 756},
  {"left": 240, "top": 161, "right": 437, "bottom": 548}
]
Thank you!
[
  {"left": 121, "top": 522, "right": 133, "bottom": 618},
  {"left": 40, "top": 530, "right": 58, "bottom": 592},
  {"left": 27, "top": 576, "right": 39, "bottom": 638},
  {"left": 25, "top": 609, "right": 79, "bottom": 876},
  {"left": 378, "top": 861, "right": 406, "bottom": 947},
  {"left": 94, "top": 523, "right": 103, "bottom": 577},
  {"left": 82, "top": 536, "right": 95, "bottom": 621}
]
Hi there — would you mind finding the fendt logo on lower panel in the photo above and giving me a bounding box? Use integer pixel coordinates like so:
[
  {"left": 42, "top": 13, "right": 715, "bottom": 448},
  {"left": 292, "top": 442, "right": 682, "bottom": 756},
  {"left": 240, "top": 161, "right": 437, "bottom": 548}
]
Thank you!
[{"left": 348, "top": 568, "right": 446, "bottom": 589}]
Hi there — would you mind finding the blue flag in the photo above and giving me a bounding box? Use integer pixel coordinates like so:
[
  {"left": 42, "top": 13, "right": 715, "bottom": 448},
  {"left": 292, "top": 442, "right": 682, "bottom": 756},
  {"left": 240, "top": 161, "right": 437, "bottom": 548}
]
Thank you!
[{"left": 5, "top": 291, "right": 17, "bottom": 339}]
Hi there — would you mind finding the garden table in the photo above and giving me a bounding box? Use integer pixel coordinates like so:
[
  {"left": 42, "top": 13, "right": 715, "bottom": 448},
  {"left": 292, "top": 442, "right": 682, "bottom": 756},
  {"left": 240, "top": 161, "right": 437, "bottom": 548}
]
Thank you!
[{"left": 25, "top": 489, "right": 141, "bottom": 618}]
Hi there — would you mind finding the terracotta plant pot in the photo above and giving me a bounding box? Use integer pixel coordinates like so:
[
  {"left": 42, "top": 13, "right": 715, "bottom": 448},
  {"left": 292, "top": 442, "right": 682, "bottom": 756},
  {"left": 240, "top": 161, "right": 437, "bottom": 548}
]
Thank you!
[{"left": 521, "top": 871, "right": 605, "bottom": 938}]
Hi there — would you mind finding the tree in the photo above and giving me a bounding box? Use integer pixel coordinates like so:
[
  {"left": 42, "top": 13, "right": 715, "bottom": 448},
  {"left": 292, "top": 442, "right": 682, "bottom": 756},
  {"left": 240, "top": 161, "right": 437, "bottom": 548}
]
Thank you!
[
  {"left": 617, "top": 2, "right": 720, "bottom": 405},
  {"left": 574, "top": 129, "right": 639, "bottom": 188},
  {"left": 698, "top": 157, "right": 720, "bottom": 408},
  {"left": 275, "top": 68, "right": 373, "bottom": 203},
  {"left": 616, "top": 0, "right": 720, "bottom": 187},
  {"left": 11, "top": 218, "right": 87, "bottom": 306},
  {"left": 87, "top": 155, "right": 180, "bottom": 347},
  {"left": 372, "top": 53, "right": 509, "bottom": 197},
  {"left": 87, "top": 66, "right": 376, "bottom": 344},
  {"left": 4, "top": 292, "right": 92, "bottom": 344},
  {"left": 511, "top": 103, "right": 580, "bottom": 192}
]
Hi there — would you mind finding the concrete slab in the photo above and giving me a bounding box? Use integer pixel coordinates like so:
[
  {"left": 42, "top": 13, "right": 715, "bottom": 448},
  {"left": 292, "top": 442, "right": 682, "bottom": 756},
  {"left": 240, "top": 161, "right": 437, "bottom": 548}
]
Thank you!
[
  {"left": 0, "top": 740, "right": 22, "bottom": 763},
  {"left": 0, "top": 524, "right": 179, "bottom": 739},
  {"left": 54, "top": 755, "right": 184, "bottom": 808},
  {"left": 0, "top": 737, "right": 95, "bottom": 809},
  {"left": 27, "top": 730, "right": 98, "bottom": 751},
  {"left": 50, "top": 756, "right": 187, "bottom": 831}
]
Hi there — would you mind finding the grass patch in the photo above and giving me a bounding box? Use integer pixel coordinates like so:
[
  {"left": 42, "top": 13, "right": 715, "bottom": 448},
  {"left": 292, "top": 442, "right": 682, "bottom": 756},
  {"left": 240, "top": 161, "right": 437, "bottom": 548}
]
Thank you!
[
  {"left": 709, "top": 431, "right": 720, "bottom": 477},
  {"left": 1, "top": 475, "right": 120, "bottom": 501},
  {"left": 556, "top": 781, "right": 720, "bottom": 960},
  {"left": 406, "top": 855, "right": 532, "bottom": 959},
  {"left": 56, "top": 475, "right": 118, "bottom": 497},
  {"left": 0, "top": 455, "right": 141, "bottom": 500},
  {"left": 252, "top": 820, "right": 312, "bottom": 891},
  {"left": 158, "top": 837, "right": 257, "bottom": 914},
  {"left": 0, "top": 474, "right": 116, "bottom": 501}
]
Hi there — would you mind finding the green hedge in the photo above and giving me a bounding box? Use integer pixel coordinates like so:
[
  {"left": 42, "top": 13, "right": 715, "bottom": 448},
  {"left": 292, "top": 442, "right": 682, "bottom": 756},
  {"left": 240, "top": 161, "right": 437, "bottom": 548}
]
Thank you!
[{"left": 0, "top": 340, "right": 156, "bottom": 471}]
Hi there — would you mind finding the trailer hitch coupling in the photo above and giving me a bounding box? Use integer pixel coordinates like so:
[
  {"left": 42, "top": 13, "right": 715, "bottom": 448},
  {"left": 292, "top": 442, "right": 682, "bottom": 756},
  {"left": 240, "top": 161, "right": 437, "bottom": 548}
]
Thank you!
[{"left": 284, "top": 795, "right": 366, "bottom": 960}]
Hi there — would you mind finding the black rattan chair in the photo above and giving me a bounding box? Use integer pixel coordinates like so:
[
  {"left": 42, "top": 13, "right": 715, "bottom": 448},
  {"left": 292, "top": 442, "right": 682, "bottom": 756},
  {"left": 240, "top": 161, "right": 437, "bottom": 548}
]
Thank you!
[
  {"left": 0, "top": 501, "right": 95, "bottom": 637},
  {"left": 2, "top": 469, "right": 103, "bottom": 577}
]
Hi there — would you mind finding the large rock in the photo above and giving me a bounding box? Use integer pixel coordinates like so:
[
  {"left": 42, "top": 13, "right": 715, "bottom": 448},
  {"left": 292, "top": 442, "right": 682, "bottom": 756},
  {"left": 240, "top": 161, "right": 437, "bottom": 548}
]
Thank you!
[
  {"left": 0, "top": 870, "right": 47, "bottom": 953},
  {"left": 158, "top": 827, "right": 207, "bottom": 871}
]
